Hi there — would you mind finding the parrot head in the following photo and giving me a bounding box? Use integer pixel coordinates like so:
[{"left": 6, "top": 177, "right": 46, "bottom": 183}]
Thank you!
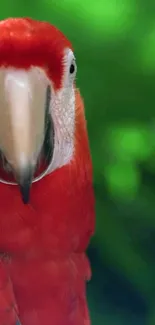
[{"left": 0, "top": 17, "right": 87, "bottom": 204}]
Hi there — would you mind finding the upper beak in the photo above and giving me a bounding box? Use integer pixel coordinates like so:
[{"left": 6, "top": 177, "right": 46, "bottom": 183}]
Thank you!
[{"left": 0, "top": 68, "right": 48, "bottom": 203}]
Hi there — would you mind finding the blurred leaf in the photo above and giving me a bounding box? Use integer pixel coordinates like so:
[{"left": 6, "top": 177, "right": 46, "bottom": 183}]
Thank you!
[
  {"left": 104, "top": 161, "right": 139, "bottom": 198},
  {"left": 39, "top": 0, "right": 137, "bottom": 40},
  {"left": 106, "top": 124, "right": 154, "bottom": 162}
]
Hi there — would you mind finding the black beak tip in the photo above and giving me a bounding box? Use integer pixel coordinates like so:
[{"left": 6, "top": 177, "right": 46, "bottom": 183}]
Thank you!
[
  {"left": 18, "top": 169, "right": 32, "bottom": 204},
  {"left": 19, "top": 183, "right": 31, "bottom": 204}
]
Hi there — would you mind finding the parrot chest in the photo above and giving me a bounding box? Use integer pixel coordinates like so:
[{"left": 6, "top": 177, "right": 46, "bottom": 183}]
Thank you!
[{"left": 0, "top": 176, "right": 94, "bottom": 258}]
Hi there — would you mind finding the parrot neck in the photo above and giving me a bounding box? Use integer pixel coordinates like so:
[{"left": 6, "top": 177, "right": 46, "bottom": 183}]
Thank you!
[{"left": 0, "top": 156, "right": 95, "bottom": 258}]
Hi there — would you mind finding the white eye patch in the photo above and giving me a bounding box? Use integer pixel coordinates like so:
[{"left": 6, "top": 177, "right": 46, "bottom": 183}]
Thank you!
[{"left": 47, "top": 48, "right": 77, "bottom": 174}]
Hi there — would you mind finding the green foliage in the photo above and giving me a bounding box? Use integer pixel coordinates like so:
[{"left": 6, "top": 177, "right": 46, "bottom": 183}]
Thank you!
[
  {"left": 106, "top": 125, "right": 154, "bottom": 161},
  {"left": 104, "top": 161, "right": 139, "bottom": 198}
]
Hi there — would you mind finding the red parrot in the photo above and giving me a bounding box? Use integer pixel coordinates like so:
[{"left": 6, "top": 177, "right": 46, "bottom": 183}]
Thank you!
[{"left": 0, "top": 17, "right": 95, "bottom": 325}]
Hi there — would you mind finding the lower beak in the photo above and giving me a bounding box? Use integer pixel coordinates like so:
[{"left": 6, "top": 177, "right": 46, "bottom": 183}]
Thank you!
[{"left": 0, "top": 68, "right": 48, "bottom": 203}]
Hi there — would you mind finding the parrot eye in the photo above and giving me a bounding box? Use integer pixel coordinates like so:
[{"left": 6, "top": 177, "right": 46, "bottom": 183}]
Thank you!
[
  {"left": 69, "top": 59, "right": 76, "bottom": 78},
  {"left": 69, "top": 63, "right": 75, "bottom": 74},
  {"left": 63, "top": 49, "right": 77, "bottom": 83}
]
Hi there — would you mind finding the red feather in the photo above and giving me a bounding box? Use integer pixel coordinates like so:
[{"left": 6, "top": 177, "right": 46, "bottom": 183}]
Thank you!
[
  {"left": 0, "top": 18, "right": 95, "bottom": 325},
  {"left": 0, "top": 18, "right": 72, "bottom": 90}
]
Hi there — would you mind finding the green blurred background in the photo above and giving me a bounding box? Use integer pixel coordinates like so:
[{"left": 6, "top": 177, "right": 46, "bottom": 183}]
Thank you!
[{"left": 2, "top": 0, "right": 155, "bottom": 324}]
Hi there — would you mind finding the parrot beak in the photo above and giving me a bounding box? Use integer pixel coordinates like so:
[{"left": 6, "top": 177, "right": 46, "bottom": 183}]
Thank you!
[{"left": 0, "top": 68, "right": 48, "bottom": 203}]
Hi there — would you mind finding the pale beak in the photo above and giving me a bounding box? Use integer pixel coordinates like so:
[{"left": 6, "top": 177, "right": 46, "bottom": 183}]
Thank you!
[{"left": 0, "top": 68, "right": 48, "bottom": 203}]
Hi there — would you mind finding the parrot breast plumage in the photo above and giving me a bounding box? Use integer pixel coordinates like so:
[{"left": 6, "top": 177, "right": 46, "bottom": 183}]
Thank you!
[{"left": 0, "top": 17, "right": 95, "bottom": 325}]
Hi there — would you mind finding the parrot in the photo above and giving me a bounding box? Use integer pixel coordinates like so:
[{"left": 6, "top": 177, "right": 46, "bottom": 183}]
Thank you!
[{"left": 0, "top": 17, "right": 95, "bottom": 325}]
